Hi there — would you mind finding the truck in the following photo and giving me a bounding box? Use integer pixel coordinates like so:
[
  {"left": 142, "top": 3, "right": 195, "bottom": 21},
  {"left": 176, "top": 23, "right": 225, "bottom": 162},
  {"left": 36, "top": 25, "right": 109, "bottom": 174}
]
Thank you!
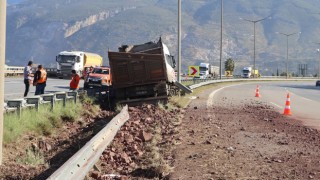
[
  {"left": 83, "top": 66, "right": 112, "bottom": 89},
  {"left": 56, "top": 51, "right": 103, "bottom": 79},
  {"left": 242, "top": 67, "right": 260, "bottom": 78},
  {"left": 108, "top": 38, "right": 191, "bottom": 103},
  {"left": 242, "top": 67, "right": 252, "bottom": 78},
  {"left": 198, "top": 63, "right": 219, "bottom": 79}
]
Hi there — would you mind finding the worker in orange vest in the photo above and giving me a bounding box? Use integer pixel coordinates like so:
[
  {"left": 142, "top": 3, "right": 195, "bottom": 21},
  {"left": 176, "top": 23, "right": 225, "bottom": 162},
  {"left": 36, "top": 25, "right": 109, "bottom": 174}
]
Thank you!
[
  {"left": 33, "top": 64, "right": 47, "bottom": 95},
  {"left": 70, "top": 70, "right": 80, "bottom": 91}
]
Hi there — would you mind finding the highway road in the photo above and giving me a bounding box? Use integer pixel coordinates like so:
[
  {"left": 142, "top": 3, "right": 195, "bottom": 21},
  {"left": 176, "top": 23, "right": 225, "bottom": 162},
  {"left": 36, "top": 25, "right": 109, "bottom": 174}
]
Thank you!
[
  {"left": 209, "top": 81, "right": 320, "bottom": 129},
  {"left": 4, "top": 77, "right": 85, "bottom": 100}
]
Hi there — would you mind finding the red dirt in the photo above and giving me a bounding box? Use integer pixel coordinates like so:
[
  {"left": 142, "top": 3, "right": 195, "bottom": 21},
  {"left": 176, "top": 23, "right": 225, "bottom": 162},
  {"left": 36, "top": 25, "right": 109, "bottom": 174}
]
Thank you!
[{"left": 170, "top": 91, "right": 320, "bottom": 179}]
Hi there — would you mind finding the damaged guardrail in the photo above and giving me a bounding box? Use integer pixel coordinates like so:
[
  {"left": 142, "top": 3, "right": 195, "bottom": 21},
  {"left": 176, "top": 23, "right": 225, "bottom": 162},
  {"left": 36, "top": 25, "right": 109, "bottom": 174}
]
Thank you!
[{"left": 48, "top": 105, "right": 129, "bottom": 180}]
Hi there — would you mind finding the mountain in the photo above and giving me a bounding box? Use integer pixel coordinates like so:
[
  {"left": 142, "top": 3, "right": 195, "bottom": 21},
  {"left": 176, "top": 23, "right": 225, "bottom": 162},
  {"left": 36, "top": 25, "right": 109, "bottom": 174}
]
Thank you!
[{"left": 6, "top": 0, "right": 320, "bottom": 75}]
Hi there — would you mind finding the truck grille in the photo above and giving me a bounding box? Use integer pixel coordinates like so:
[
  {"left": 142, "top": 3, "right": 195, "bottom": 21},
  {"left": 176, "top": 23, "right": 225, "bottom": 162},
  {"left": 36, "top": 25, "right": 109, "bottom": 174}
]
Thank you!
[
  {"left": 60, "top": 65, "right": 72, "bottom": 73},
  {"left": 88, "top": 78, "right": 101, "bottom": 85}
]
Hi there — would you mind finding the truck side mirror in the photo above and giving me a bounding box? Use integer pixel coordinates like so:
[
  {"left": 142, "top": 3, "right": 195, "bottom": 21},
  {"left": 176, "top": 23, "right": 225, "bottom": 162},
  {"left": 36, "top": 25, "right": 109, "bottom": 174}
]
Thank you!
[
  {"left": 76, "top": 56, "right": 80, "bottom": 63},
  {"left": 55, "top": 56, "right": 58, "bottom": 62}
]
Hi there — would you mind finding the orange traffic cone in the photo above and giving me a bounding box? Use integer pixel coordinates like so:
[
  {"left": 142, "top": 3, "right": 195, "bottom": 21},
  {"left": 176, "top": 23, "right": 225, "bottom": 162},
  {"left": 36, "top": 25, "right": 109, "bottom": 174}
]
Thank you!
[
  {"left": 255, "top": 85, "right": 261, "bottom": 97},
  {"left": 283, "top": 93, "right": 292, "bottom": 116}
]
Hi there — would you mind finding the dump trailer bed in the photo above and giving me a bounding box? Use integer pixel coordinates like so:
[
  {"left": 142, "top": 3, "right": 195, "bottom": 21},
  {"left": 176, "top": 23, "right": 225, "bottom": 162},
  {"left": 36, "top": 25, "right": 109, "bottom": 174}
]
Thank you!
[
  {"left": 108, "top": 52, "right": 168, "bottom": 88},
  {"left": 108, "top": 51, "right": 170, "bottom": 99}
]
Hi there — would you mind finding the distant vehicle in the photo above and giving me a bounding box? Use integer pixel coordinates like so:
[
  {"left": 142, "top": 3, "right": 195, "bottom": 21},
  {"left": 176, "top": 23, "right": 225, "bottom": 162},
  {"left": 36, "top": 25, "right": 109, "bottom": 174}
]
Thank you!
[
  {"left": 198, "top": 63, "right": 219, "bottom": 79},
  {"left": 84, "top": 66, "right": 112, "bottom": 89},
  {"left": 56, "top": 51, "right": 103, "bottom": 79},
  {"left": 242, "top": 67, "right": 252, "bottom": 78},
  {"left": 316, "top": 80, "right": 320, "bottom": 86},
  {"left": 242, "top": 67, "right": 260, "bottom": 78}
]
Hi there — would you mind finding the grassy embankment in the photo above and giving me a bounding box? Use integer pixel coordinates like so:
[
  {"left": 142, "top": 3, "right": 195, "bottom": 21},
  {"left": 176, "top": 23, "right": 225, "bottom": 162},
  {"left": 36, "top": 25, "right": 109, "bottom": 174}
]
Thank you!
[
  {"left": 4, "top": 95, "right": 99, "bottom": 143},
  {"left": 3, "top": 95, "right": 100, "bottom": 166}
]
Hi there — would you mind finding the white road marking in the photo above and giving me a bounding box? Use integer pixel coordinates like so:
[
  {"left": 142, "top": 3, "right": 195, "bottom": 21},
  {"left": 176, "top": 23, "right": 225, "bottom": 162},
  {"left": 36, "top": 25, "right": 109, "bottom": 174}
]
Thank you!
[
  {"left": 207, "top": 84, "right": 241, "bottom": 108},
  {"left": 270, "top": 102, "right": 282, "bottom": 109},
  {"left": 290, "top": 91, "right": 313, "bottom": 102}
]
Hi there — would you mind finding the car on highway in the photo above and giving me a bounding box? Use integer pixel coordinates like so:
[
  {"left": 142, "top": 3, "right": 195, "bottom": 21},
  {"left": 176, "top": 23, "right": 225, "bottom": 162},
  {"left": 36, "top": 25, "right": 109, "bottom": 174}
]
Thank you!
[
  {"left": 316, "top": 80, "right": 320, "bottom": 87},
  {"left": 83, "top": 66, "right": 112, "bottom": 89}
]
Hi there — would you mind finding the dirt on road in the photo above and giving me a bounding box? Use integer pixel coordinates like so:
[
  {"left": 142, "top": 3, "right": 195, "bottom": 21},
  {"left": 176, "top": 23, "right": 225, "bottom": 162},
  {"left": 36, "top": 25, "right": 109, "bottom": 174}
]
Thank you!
[{"left": 170, "top": 87, "right": 320, "bottom": 180}]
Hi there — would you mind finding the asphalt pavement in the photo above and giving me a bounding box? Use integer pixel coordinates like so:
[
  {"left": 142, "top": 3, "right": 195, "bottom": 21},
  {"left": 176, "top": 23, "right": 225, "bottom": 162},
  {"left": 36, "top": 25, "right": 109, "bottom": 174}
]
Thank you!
[
  {"left": 4, "top": 77, "right": 85, "bottom": 100},
  {"left": 209, "top": 81, "right": 320, "bottom": 129}
]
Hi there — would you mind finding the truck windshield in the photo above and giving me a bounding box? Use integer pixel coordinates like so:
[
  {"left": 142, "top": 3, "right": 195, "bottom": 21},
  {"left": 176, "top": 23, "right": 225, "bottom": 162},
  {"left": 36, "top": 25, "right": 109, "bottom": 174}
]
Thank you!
[
  {"left": 200, "top": 67, "right": 208, "bottom": 71},
  {"left": 92, "top": 68, "right": 109, "bottom": 74},
  {"left": 165, "top": 55, "right": 176, "bottom": 68},
  {"left": 57, "top": 55, "right": 77, "bottom": 63},
  {"left": 243, "top": 70, "right": 249, "bottom": 73}
]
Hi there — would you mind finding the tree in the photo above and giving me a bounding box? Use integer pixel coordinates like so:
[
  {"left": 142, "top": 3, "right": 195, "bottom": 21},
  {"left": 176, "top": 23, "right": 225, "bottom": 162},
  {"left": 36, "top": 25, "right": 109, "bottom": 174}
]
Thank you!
[{"left": 225, "top": 58, "right": 235, "bottom": 72}]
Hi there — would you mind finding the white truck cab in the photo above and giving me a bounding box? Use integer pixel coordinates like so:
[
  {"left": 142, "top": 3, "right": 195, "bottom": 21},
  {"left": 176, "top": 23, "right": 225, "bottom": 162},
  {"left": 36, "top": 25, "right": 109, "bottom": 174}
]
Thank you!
[{"left": 242, "top": 67, "right": 252, "bottom": 78}]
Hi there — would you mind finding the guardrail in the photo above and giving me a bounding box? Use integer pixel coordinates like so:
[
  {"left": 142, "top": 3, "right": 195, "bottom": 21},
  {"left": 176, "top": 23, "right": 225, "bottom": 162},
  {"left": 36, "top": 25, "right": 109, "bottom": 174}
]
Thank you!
[
  {"left": 4, "top": 91, "right": 78, "bottom": 117},
  {"left": 3, "top": 66, "right": 57, "bottom": 77},
  {"left": 188, "top": 77, "right": 318, "bottom": 89},
  {"left": 48, "top": 105, "right": 129, "bottom": 180}
]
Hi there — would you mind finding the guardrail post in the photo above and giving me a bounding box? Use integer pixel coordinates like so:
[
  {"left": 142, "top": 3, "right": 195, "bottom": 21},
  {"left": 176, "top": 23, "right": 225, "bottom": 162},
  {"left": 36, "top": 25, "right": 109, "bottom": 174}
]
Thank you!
[
  {"left": 6, "top": 99, "right": 24, "bottom": 118},
  {"left": 25, "top": 96, "right": 41, "bottom": 111},
  {"left": 41, "top": 94, "right": 55, "bottom": 111},
  {"left": 55, "top": 92, "right": 67, "bottom": 107},
  {"left": 67, "top": 91, "right": 78, "bottom": 104},
  {"left": 17, "top": 105, "right": 21, "bottom": 118}
]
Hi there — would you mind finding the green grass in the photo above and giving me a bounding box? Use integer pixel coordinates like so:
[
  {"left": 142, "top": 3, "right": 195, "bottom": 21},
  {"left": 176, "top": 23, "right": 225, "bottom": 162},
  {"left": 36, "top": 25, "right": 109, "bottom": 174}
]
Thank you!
[
  {"left": 16, "top": 148, "right": 47, "bottom": 167},
  {"left": 3, "top": 98, "right": 92, "bottom": 144}
]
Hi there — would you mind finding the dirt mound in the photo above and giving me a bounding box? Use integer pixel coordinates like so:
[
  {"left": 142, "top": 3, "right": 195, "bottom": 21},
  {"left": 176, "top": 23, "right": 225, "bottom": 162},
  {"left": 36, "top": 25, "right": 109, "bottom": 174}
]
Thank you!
[{"left": 88, "top": 104, "right": 181, "bottom": 179}]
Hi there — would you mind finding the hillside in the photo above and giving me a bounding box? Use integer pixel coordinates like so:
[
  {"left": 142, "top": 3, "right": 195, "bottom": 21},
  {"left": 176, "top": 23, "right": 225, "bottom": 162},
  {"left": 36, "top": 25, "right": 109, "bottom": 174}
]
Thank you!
[{"left": 6, "top": 0, "right": 320, "bottom": 75}]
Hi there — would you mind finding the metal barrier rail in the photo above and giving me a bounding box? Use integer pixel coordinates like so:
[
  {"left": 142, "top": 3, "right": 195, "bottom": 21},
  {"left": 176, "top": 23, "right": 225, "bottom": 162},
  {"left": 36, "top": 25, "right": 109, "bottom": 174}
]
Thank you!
[
  {"left": 4, "top": 91, "right": 78, "bottom": 116},
  {"left": 3, "top": 67, "right": 57, "bottom": 77},
  {"left": 187, "top": 77, "right": 318, "bottom": 89},
  {"left": 48, "top": 105, "right": 129, "bottom": 180}
]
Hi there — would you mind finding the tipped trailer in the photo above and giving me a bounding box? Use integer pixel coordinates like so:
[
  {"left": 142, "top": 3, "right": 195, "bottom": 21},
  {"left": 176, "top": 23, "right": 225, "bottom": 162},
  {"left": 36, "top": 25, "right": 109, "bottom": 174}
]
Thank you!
[{"left": 108, "top": 38, "right": 191, "bottom": 104}]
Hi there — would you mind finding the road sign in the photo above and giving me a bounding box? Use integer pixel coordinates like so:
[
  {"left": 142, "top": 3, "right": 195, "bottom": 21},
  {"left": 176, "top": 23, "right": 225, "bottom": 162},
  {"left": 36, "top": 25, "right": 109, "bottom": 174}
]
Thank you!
[
  {"left": 188, "top": 66, "right": 199, "bottom": 77},
  {"left": 225, "top": 71, "right": 233, "bottom": 77}
]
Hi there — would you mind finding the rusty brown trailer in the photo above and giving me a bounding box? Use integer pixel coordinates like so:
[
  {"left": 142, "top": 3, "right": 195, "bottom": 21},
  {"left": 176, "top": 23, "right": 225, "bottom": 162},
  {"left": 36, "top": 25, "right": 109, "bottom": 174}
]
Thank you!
[{"left": 108, "top": 51, "right": 168, "bottom": 89}]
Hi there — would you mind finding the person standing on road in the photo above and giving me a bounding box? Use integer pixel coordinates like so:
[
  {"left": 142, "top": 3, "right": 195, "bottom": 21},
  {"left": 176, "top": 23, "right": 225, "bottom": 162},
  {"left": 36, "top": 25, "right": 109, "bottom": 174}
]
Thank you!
[
  {"left": 33, "top": 64, "right": 47, "bottom": 95},
  {"left": 23, "top": 60, "right": 34, "bottom": 97},
  {"left": 70, "top": 70, "right": 80, "bottom": 91}
]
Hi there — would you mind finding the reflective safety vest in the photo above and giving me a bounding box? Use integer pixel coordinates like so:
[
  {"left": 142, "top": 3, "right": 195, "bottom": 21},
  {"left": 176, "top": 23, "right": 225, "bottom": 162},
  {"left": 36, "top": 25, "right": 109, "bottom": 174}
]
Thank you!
[
  {"left": 70, "top": 74, "right": 80, "bottom": 89},
  {"left": 38, "top": 69, "right": 47, "bottom": 83}
]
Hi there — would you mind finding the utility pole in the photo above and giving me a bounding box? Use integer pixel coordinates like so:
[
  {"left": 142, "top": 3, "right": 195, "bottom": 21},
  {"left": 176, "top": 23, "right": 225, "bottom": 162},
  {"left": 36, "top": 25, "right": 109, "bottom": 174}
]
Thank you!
[
  {"left": 177, "top": 0, "right": 181, "bottom": 83},
  {"left": 241, "top": 15, "right": 270, "bottom": 78},
  {"left": 0, "top": 0, "right": 7, "bottom": 165},
  {"left": 315, "top": 46, "right": 320, "bottom": 79},
  {"left": 219, "top": 0, "right": 223, "bottom": 80},
  {"left": 276, "top": 32, "right": 301, "bottom": 79}
]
